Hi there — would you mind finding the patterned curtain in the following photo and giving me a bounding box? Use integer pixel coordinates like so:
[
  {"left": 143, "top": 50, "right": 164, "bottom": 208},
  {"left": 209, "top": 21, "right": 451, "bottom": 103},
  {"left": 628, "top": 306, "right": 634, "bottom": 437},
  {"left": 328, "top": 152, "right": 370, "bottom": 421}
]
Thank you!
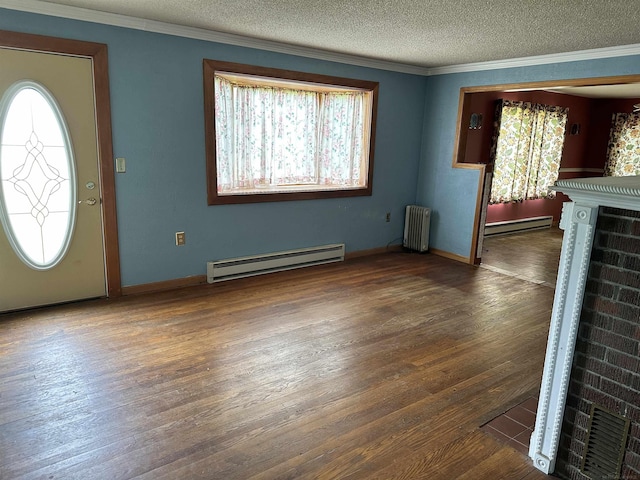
[
  {"left": 214, "top": 76, "right": 366, "bottom": 192},
  {"left": 604, "top": 112, "right": 640, "bottom": 176},
  {"left": 489, "top": 100, "right": 568, "bottom": 204}
]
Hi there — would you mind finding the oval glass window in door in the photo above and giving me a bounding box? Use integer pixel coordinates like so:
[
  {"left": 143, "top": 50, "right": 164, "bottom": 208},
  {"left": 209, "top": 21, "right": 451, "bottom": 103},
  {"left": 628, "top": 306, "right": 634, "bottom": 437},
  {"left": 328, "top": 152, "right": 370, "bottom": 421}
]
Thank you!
[{"left": 0, "top": 80, "right": 77, "bottom": 270}]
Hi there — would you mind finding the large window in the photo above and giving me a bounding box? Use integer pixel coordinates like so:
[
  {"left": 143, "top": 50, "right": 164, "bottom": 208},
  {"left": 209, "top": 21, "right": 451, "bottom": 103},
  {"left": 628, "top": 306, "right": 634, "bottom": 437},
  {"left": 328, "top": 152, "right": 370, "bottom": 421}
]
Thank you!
[
  {"left": 605, "top": 112, "right": 640, "bottom": 176},
  {"left": 203, "top": 60, "right": 378, "bottom": 205},
  {"left": 489, "top": 100, "right": 568, "bottom": 204}
]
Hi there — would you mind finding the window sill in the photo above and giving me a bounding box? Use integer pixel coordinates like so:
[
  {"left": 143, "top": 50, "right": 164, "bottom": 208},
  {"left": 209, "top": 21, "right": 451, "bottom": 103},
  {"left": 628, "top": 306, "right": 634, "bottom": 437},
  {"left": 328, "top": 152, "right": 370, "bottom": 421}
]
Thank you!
[{"left": 209, "top": 185, "right": 372, "bottom": 205}]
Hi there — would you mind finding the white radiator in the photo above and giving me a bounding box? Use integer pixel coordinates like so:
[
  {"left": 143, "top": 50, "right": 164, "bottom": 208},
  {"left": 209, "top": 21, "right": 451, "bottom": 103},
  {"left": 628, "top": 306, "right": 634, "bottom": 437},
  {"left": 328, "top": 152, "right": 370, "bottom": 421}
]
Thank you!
[
  {"left": 207, "top": 244, "right": 345, "bottom": 283},
  {"left": 403, "top": 205, "right": 431, "bottom": 252},
  {"left": 484, "top": 215, "right": 553, "bottom": 237}
]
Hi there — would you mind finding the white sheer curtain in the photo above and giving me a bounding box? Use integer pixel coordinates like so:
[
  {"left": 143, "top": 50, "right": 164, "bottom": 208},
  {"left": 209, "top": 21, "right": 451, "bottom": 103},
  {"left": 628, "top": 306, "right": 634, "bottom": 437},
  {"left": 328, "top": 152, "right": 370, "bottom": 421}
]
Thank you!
[
  {"left": 214, "top": 76, "right": 367, "bottom": 192},
  {"left": 317, "top": 92, "right": 365, "bottom": 186}
]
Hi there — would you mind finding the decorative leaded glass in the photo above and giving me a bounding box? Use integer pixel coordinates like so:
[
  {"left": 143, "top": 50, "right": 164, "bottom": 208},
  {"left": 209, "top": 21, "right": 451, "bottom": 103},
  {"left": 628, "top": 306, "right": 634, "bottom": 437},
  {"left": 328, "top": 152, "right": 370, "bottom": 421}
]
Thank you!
[{"left": 0, "top": 81, "right": 76, "bottom": 270}]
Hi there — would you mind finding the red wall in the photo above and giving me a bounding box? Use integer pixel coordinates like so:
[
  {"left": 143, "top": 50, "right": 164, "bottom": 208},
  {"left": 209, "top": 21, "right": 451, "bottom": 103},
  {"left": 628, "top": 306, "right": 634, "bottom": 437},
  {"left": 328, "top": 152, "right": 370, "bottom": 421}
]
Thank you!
[
  {"left": 462, "top": 91, "right": 640, "bottom": 224},
  {"left": 463, "top": 91, "right": 502, "bottom": 165},
  {"left": 586, "top": 98, "right": 640, "bottom": 169}
]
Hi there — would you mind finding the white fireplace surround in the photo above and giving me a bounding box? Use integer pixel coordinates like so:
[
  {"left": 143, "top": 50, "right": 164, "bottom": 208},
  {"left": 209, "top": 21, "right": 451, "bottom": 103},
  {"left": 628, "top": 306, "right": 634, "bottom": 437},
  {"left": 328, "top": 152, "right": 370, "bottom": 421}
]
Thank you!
[{"left": 529, "top": 175, "right": 640, "bottom": 474}]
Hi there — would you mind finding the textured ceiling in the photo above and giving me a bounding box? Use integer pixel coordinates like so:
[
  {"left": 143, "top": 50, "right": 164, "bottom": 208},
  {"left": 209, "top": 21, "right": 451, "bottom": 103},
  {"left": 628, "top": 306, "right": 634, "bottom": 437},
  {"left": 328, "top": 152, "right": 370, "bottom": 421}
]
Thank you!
[{"left": 19, "top": 0, "right": 640, "bottom": 69}]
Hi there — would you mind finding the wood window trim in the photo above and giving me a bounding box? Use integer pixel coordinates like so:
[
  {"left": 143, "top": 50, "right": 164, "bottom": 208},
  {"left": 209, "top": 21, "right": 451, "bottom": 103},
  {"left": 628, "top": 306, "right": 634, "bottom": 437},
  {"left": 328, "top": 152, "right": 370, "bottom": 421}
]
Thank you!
[{"left": 203, "top": 59, "right": 379, "bottom": 205}]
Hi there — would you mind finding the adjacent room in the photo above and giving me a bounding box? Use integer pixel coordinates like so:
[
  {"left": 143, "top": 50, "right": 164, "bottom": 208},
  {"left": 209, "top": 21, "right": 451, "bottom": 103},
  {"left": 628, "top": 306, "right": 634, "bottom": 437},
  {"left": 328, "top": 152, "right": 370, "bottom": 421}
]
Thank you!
[
  {"left": 1, "top": 1, "right": 639, "bottom": 479},
  {"left": 463, "top": 86, "right": 640, "bottom": 285}
]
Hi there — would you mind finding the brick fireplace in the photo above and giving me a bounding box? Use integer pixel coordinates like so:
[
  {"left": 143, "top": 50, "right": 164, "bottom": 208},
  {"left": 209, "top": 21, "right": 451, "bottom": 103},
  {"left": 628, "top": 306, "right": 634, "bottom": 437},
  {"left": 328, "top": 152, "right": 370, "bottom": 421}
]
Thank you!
[
  {"left": 528, "top": 177, "right": 640, "bottom": 478},
  {"left": 557, "top": 206, "right": 640, "bottom": 479}
]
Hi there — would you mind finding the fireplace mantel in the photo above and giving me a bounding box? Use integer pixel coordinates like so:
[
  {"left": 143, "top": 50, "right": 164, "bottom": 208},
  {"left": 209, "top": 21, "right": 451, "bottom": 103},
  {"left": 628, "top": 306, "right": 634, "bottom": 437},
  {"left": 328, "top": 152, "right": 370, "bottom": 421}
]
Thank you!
[
  {"left": 550, "top": 175, "right": 640, "bottom": 210},
  {"left": 529, "top": 175, "right": 640, "bottom": 474}
]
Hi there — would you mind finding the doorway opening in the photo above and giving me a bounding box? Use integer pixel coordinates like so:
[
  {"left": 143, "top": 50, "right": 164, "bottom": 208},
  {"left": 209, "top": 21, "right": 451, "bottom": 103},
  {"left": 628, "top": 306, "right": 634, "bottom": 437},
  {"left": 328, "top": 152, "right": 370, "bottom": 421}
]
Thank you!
[{"left": 452, "top": 75, "right": 640, "bottom": 278}]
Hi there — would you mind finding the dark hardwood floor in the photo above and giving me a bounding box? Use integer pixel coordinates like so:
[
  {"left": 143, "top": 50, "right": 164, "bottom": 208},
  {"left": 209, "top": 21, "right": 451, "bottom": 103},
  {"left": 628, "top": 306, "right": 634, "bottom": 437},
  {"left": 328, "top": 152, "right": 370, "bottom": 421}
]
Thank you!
[
  {"left": 481, "top": 227, "right": 564, "bottom": 288},
  {"left": 1, "top": 251, "right": 555, "bottom": 479}
]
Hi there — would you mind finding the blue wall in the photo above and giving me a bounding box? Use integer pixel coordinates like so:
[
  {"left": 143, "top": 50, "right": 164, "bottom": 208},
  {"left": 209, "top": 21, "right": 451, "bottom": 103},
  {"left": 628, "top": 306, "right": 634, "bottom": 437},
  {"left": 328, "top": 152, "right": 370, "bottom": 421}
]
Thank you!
[
  {"left": 418, "top": 58, "right": 640, "bottom": 259},
  {"left": 0, "top": 8, "right": 427, "bottom": 287},
  {"left": 3, "top": 7, "right": 640, "bottom": 286}
]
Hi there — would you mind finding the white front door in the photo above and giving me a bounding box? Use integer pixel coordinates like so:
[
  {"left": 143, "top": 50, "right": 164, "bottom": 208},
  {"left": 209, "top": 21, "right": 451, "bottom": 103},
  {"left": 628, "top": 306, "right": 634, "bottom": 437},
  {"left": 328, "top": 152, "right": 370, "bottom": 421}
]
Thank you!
[{"left": 0, "top": 47, "right": 106, "bottom": 312}]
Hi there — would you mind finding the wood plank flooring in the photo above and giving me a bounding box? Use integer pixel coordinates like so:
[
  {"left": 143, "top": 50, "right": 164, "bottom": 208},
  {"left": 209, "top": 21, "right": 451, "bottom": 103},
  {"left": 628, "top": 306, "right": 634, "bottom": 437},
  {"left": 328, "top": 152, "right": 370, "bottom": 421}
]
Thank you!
[
  {"left": 481, "top": 227, "right": 563, "bottom": 288},
  {"left": 1, "top": 251, "right": 555, "bottom": 479}
]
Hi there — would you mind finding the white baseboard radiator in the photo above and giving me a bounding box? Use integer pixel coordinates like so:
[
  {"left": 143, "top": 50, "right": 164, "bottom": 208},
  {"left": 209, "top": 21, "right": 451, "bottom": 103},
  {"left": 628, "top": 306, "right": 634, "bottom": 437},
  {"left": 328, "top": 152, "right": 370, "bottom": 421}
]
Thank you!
[
  {"left": 403, "top": 205, "right": 431, "bottom": 252},
  {"left": 207, "top": 244, "right": 345, "bottom": 283},
  {"left": 484, "top": 215, "right": 553, "bottom": 237}
]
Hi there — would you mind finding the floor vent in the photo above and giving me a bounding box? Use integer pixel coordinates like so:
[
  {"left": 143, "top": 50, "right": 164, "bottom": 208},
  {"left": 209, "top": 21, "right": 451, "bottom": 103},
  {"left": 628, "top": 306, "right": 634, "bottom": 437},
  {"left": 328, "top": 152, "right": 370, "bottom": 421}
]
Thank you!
[
  {"left": 484, "top": 215, "right": 553, "bottom": 237},
  {"left": 581, "top": 405, "right": 630, "bottom": 479}
]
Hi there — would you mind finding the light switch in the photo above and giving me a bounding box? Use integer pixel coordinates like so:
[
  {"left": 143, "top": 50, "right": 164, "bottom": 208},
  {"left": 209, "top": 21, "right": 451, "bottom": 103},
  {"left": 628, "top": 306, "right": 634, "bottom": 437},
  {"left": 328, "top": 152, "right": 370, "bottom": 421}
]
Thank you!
[
  {"left": 175, "top": 231, "right": 185, "bottom": 246},
  {"left": 115, "top": 157, "right": 126, "bottom": 173}
]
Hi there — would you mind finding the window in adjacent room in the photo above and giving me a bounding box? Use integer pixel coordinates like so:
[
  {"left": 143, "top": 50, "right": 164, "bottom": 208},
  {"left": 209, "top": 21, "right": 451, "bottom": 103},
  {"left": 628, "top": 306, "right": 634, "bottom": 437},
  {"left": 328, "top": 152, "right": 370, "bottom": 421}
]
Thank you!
[
  {"left": 489, "top": 100, "right": 568, "bottom": 204},
  {"left": 203, "top": 60, "right": 378, "bottom": 205},
  {"left": 604, "top": 112, "right": 640, "bottom": 176}
]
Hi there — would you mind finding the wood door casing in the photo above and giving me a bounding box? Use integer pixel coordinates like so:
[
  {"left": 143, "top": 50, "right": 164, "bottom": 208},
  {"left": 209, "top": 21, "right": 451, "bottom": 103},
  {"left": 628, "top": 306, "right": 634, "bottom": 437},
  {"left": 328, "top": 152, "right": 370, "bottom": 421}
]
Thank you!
[{"left": 0, "top": 29, "right": 121, "bottom": 303}]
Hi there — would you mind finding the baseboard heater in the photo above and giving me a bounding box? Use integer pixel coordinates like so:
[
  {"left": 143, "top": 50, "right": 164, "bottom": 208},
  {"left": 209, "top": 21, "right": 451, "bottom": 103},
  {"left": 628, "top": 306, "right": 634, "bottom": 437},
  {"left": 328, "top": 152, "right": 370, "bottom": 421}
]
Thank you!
[
  {"left": 207, "top": 244, "right": 345, "bottom": 283},
  {"left": 484, "top": 215, "right": 553, "bottom": 237}
]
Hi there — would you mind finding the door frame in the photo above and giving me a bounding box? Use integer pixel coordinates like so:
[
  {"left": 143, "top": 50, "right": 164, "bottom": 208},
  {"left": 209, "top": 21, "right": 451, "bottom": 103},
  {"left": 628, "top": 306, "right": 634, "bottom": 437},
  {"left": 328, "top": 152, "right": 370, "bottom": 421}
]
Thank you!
[
  {"left": 451, "top": 74, "right": 640, "bottom": 266},
  {"left": 0, "top": 29, "right": 121, "bottom": 297}
]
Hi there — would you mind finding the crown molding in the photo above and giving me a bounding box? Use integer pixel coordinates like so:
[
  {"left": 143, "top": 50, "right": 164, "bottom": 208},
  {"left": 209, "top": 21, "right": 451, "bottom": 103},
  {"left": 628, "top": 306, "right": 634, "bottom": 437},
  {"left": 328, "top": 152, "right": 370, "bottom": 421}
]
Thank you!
[
  {"left": 0, "top": 0, "right": 430, "bottom": 75},
  {"left": 2, "top": 0, "right": 640, "bottom": 77},
  {"left": 425, "top": 43, "right": 640, "bottom": 76}
]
